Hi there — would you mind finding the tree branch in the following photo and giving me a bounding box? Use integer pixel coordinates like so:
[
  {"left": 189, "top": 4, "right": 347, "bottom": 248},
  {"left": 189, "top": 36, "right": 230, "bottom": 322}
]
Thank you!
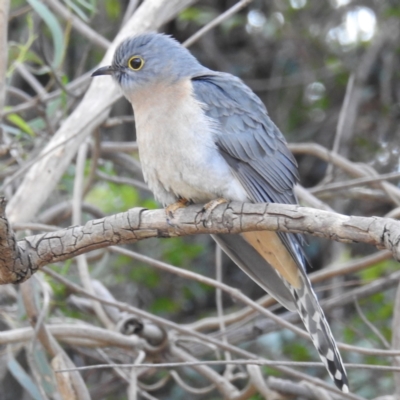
[{"left": 1, "top": 200, "right": 399, "bottom": 284}]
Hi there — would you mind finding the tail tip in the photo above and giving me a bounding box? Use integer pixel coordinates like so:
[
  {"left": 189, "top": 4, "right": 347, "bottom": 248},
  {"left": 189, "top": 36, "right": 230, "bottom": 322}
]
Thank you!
[
  {"left": 328, "top": 357, "right": 349, "bottom": 393},
  {"left": 342, "top": 383, "right": 350, "bottom": 393},
  {"left": 335, "top": 374, "right": 349, "bottom": 393}
]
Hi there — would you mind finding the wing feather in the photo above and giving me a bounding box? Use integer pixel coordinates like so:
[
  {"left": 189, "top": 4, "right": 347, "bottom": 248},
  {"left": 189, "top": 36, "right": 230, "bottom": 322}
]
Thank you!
[{"left": 192, "top": 73, "right": 299, "bottom": 202}]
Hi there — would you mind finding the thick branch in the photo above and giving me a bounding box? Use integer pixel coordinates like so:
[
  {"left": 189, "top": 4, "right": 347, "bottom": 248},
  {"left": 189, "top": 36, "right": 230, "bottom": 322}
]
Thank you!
[
  {"left": 0, "top": 198, "right": 34, "bottom": 283},
  {"left": 1, "top": 201, "right": 399, "bottom": 284}
]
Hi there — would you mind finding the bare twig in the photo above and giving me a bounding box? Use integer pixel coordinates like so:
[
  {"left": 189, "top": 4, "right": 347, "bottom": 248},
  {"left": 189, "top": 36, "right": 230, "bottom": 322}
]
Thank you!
[
  {"left": 183, "top": 0, "right": 254, "bottom": 47},
  {"left": 289, "top": 143, "right": 400, "bottom": 205},
  {"left": 96, "top": 169, "right": 150, "bottom": 192},
  {"left": 246, "top": 365, "right": 278, "bottom": 400},
  {"left": 0, "top": 324, "right": 146, "bottom": 349},
  {"left": 354, "top": 298, "right": 390, "bottom": 349},
  {"left": 325, "top": 73, "right": 355, "bottom": 180},
  {"left": 43, "top": 0, "right": 111, "bottom": 49},
  {"left": 3, "top": 71, "right": 91, "bottom": 117},
  {"left": 55, "top": 359, "right": 400, "bottom": 373},
  {"left": 215, "top": 245, "right": 233, "bottom": 378},
  {"left": 128, "top": 350, "right": 146, "bottom": 400},
  {"left": 170, "top": 370, "right": 216, "bottom": 394},
  {"left": 168, "top": 345, "right": 239, "bottom": 398},
  {"left": 310, "top": 171, "right": 400, "bottom": 195},
  {"left": 122, "top": 0, "right": 141, "bottom": 27},
  {"left": 73, "top": 141, "right": 113, "bottom": 329},
  {"left": 20, "top": 277, "right": 91, "bottom": 400},
  {"left": 14, "top": 63, "right": 47, "bottom": 96}
]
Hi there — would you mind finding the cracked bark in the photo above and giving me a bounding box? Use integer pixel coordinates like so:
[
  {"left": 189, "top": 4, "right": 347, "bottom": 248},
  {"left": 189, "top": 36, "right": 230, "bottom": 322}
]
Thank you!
[
  {"left": 0, "top": 198, "right": 35, "bottom": 283},
  {"left": 1, "top": 200, "right": 400, "bottom": 285}
]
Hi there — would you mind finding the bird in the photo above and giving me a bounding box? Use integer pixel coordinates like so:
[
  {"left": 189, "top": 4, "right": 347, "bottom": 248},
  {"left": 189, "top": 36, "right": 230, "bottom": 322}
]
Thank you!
[{"left": 92, "top": 33, "right": 349, "bottom": 392}]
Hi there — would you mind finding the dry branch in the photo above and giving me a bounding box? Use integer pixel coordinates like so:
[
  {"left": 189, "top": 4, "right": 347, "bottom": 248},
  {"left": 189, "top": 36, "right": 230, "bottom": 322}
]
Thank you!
[{"left": 1, "top": 200, "right": 399, "bottom": 285}]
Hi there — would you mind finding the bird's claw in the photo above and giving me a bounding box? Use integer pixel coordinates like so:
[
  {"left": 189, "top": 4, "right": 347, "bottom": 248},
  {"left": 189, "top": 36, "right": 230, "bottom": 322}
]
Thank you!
[
  {"left": 199, "top": 198, "right": 228, "bottom": 227},
  {"left": 165, "top": 198, "right": 190, "bottom": 225}
]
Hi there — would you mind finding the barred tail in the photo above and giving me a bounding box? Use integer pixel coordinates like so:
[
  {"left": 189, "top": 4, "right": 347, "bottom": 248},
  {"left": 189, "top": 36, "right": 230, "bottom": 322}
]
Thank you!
[{"left": 287, "top": 272, "right": 349, "bottom": 393}]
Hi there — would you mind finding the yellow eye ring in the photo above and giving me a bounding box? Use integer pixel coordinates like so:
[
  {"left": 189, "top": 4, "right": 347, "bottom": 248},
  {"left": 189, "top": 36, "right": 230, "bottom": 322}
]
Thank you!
[{"left": 128, "top": 55, "right": 144, "bottom": 71}]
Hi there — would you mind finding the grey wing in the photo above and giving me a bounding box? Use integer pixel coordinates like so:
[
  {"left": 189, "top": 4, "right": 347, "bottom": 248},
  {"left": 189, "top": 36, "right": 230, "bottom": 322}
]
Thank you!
[
  {"left": 191, "top": 72, "right": 305, "bottom": 268},
  {"left": 192, "top": 72, "right": 298, "bottom": 203}
]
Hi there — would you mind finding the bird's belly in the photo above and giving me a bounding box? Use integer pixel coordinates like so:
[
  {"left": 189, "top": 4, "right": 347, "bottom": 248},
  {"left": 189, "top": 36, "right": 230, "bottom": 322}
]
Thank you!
[{"left": 136, "top": 114, "right": 248, "bottom": 205}]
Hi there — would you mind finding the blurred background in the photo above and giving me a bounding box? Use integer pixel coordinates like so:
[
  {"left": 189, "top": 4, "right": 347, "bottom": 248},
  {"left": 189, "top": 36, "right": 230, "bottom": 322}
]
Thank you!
[{"left": 2, "top": 0, "right": 400, "bottom": 399}]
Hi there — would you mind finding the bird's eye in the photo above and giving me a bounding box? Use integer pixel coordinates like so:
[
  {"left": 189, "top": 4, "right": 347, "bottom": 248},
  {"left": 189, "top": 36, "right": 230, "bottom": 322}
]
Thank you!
[{"left": 128, "top": 56, "right": 144, "bottom": 71}]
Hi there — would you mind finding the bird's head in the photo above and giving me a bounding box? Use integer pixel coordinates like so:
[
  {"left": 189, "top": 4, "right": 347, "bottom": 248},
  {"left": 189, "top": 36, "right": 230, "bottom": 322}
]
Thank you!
[{"left": 91, "top": 33, "right": 205, "bottom": 98}]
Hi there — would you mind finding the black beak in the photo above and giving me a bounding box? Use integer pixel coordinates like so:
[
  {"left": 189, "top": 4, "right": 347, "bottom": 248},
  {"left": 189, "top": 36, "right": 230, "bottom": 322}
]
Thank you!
[{"left": 91, "top": 65, "right": 115, "bottom": 77}]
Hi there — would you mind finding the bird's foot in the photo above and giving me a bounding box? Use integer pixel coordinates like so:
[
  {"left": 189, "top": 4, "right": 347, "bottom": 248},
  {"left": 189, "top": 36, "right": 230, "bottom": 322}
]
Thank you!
[
  {"left": 165, "top": 198, "right": 190, "bottom": 222},
  {"left": 200, "top": 198, "right": 228, "bottom": 226}
]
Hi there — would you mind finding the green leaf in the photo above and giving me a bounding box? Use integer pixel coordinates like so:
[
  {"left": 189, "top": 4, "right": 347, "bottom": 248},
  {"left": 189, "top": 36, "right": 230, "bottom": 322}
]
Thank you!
[
  {"left": 162, "top": 237, "right": 203, "bottom": 267},
  {"left": 27, "top": 0, "right": 64, "bottom": 68},
  {"left": 63, "top": 0, "right": 90, "bottom": 22},
  {"left": 6, "top": 113, "right": 35, "bottom": 136},
  {"left": 76, "top": 0, "right": 96, "bottom": 12},
  {"left": 105, "top": 0, "right": 121, "bottom": 20},
  {"left": 32, "top": 346, "right": 57, "bottom": 396},
  {"left": 28, "top": 117, "right": 46, "bottom": 132},
  {"left": 359, "top": 259, "right": 397, "bottom": 281},
  {"left": 86, "top": 181, "right": 139, "bottom": 213},
  {"left": 8, "top": 358, "right": 44, "bottom": 400},
  {"left": 384, "top": 7, "right": 400, "bottom": 18},
  {"left": 150, "top": 297, "right": 179, "bottom": 314},
  {"left": 7, "top": 15, "right": 39, "bottom": 77},
  {"left": 178, "top": 7, "right": 217, "bottom": 25},
  {"left": 129, "top": 264, "right": 160, "bottom": 288},
  {"left": 10, "top": 0, "right": 26, "bottom": 7}
]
